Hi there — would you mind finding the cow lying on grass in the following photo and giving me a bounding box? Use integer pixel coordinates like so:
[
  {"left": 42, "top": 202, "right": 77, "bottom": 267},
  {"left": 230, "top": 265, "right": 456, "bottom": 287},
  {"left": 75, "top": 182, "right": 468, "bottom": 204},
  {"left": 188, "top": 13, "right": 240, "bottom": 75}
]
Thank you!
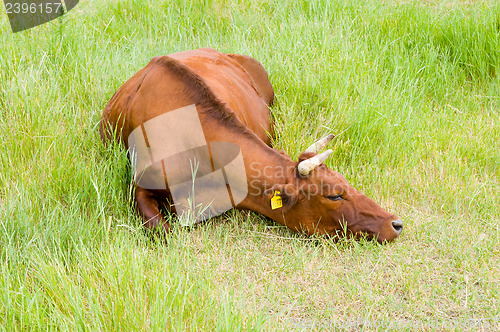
[{"left": 100, "top": 48, "right": 403, "bottom": 242}]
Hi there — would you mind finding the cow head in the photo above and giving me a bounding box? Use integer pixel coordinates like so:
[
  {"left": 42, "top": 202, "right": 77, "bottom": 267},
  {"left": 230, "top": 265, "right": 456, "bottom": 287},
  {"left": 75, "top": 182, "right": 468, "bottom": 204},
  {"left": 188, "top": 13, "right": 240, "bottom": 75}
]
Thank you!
[{"left": 266, "top": 135, "right": 403, "bottom": 243}]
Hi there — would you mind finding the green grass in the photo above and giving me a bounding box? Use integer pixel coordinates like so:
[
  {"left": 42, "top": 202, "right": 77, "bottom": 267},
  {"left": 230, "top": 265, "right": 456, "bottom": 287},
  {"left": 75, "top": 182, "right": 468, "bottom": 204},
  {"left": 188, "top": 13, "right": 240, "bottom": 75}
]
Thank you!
[{"left": 1, "top": 0, "right": 499, "bottom": 330}]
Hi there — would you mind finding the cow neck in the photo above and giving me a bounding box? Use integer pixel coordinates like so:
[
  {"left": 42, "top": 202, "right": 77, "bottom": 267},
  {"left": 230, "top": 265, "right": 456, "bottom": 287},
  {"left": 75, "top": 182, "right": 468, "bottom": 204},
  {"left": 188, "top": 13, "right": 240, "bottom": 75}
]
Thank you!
[
  {"left": 237, "top": 138, "right": 295, "bottom": 223},
  {"left": 200, "top": 110, "right": 294, "bottom": 223}
]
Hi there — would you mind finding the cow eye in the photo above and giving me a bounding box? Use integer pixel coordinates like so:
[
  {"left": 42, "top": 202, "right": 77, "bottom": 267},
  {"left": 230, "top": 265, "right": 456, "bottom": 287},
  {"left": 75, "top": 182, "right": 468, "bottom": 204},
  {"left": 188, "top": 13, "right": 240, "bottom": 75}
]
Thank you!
[{"left": 327, "top": 194, "right": 343, "bottom": 201}]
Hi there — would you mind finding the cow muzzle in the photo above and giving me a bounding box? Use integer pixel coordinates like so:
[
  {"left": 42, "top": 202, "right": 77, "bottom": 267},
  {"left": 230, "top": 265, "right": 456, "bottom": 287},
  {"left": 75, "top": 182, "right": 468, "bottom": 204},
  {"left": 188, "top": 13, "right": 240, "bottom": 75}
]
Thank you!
[{"left": 391, "top": 219, "right": 403, "bottom": 235}]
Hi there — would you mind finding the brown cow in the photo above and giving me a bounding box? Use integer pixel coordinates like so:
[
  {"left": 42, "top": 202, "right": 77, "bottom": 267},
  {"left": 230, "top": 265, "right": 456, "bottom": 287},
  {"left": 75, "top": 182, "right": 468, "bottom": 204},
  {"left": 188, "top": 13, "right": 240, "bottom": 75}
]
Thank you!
[{"left": 101, "top": 48, "right": 403, "bottom": 242}]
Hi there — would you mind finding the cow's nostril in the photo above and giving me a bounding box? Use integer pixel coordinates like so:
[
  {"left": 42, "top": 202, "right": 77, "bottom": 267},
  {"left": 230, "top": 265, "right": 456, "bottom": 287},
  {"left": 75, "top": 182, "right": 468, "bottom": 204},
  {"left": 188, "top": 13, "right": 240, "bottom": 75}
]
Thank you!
[{"left": 391, "top": 219, "right": 403, "bottom": 235}]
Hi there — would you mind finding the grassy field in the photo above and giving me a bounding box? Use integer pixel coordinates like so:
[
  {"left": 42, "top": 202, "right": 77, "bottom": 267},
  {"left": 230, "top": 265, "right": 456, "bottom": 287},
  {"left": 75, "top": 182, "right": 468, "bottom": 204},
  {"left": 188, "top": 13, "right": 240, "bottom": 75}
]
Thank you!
[{"left": 1, "top": 0, "right": 499, "bottom": 330}]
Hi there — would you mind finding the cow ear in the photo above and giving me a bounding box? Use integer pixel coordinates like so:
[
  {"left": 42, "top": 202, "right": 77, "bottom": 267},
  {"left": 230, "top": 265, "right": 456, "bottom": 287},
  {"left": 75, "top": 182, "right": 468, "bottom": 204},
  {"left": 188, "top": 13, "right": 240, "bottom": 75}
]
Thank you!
[{"left": 264, "top": 184, "right": 300, "bottom": 210}]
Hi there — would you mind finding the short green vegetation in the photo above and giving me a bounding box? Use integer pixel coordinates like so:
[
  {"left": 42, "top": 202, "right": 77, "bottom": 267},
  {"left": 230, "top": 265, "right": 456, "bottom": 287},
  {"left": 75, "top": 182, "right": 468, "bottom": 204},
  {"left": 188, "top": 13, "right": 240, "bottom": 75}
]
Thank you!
[{"left": 0, "top": 0, "right": 498, "bottom": 330}]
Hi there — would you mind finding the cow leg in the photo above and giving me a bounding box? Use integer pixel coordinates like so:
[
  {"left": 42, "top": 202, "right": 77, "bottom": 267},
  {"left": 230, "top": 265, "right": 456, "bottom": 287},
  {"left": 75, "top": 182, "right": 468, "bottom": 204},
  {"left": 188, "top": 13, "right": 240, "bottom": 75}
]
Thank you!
[{"left": 134, "top": 187, "right": 171, "bottom": 235}]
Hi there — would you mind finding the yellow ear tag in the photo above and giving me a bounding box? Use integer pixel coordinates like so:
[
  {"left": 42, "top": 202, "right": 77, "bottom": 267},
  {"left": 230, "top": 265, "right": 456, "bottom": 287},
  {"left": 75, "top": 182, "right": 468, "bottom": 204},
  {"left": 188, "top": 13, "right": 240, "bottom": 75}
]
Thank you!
[{"left": 271, "top": 190, "right": 283, "bottom": 210}]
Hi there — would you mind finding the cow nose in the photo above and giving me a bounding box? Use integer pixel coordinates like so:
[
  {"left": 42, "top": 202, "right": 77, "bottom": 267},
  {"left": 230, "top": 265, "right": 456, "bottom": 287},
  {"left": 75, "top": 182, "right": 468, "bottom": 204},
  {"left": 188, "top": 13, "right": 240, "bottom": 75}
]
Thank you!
[{"left": 391, "top": 219, "right": 403, "bottom": 235}]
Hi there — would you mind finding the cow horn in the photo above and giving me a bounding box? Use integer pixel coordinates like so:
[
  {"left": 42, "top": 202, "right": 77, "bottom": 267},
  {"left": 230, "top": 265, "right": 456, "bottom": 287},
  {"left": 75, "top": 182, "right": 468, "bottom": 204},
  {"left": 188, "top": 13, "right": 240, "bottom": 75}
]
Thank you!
[
  {"left": 304, "top": 134, "right": 335, "bottom": 153},
  {"left": 298, "top": 149, "right": 333, "bottom": 176}
]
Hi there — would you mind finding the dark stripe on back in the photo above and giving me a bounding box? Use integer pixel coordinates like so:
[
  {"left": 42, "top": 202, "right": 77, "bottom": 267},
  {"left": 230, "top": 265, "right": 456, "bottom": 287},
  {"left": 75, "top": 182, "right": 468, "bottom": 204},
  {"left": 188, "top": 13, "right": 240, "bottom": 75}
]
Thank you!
[{"left": 154, "top": 56, "right": 256, "bottom": 139}]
